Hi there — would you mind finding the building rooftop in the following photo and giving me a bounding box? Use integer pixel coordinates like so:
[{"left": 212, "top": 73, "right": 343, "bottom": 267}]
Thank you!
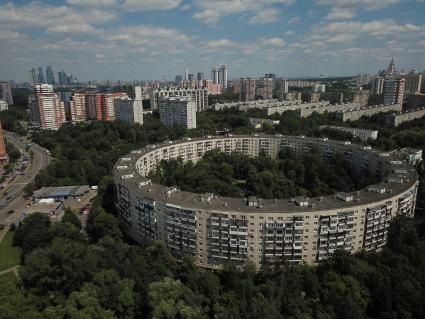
[
  {"left": 33, "top": 185, "right": 90, "bottom": 199},
  {"left": 114, "top": 134, "right": 418, "bottom": 213}
]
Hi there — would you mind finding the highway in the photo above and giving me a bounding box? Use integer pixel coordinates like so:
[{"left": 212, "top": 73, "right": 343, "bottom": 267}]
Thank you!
[{"left": 0, "top": 132, "right": 50, "bottom": 226}]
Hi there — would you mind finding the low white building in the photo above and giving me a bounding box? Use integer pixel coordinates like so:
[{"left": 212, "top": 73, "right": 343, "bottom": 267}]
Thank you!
[{"left": 321, "top": 126, "right": 378, "bottom": 141}]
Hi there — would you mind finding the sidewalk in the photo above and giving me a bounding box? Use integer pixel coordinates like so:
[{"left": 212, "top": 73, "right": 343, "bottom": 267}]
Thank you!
[{"left": 0, "top": 265, "right": 19, "bottom": 277}]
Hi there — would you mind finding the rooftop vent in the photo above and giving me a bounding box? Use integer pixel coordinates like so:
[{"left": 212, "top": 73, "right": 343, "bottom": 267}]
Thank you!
[
  {"left": 335, "top": 192, "right": 354, "bottom": 202},
  {"left": 367, "top": 186, "right": 386, "bottom": 194},
  {"left": 294, "top": 196, "right": 309, "bottom": 207}
]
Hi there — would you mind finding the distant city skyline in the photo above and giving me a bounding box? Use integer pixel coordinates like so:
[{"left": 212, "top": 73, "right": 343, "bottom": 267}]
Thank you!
[{"left": 0, "top": 0, "right": 424, "bottom": 81}]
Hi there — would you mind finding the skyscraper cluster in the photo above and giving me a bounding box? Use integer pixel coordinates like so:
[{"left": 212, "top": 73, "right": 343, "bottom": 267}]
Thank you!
[
  {"left": 211, "top": 65, "right": 228, "bottom": 89},
  {"left": 29, "top": 66, "right": 76, "bottom": 86}
]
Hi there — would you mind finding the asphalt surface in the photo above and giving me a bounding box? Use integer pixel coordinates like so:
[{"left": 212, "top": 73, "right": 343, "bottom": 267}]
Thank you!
[{"left": 0, "top": 132, "right": 50, "bottom": 226}]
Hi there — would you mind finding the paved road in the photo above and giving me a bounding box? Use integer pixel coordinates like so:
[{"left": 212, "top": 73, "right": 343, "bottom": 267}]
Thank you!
[{"left": 0, "top": 132, "right": 50, "bottom": 225}]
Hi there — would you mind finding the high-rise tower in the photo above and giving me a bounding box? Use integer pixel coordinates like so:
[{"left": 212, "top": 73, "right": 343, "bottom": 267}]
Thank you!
[
  {"left": 220, "top": 65, "right": 228, "bottom": 89},
  {"left": 46, "top": 66, "right": 55, "bottom": 85},
  {"left": 37, "top": 67, "right": 45, "bottom": 83},
  {"left": 211, "top": 67, "right": 219, "bottom": 85}
]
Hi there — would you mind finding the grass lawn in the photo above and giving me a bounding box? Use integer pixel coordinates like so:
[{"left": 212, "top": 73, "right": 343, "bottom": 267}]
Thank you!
[
  {"left": 0, "top": 230, "right": 21, "bottom": 272},
  {"left": 0, "top": 271, "right": 18, "bottom": 285}
]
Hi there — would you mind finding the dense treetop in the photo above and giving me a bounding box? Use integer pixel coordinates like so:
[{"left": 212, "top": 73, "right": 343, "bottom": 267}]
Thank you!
[{"left": 150, "top": 149, "right": 377, "bottom": 199}]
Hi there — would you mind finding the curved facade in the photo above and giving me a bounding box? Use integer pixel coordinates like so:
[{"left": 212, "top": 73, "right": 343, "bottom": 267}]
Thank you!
[{"left": 113, "top": 135, "right": 419, "bottom": 268}]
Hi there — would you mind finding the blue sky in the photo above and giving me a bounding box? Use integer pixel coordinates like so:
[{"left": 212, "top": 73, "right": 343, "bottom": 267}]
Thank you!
[{"left": 0, "top": 0, "right": 424, "bottom": 81}]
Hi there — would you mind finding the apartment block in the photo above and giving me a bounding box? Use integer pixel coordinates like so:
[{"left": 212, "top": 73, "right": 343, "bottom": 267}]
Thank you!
[
  {"left": 159, "top": 96, "right": 197, "bottom": 129},
  {"left": 114, "top": 135, "right": 418, "bottom": 269},
  {"left": 277, "top": 79, "right": 289, "bottom": 101},
  {"left": 403, "top": 72, "right": 422, "bottom": 96},
  {"left": 336, "top": 104, "right": 402, "bottom": 122},
  {"left": 0, "top": 81, "right": 13, "bottom": 105},
  {"left": 114, "top": 97, "right": 144, "bottom": 125},
  {"left": 384, "top": 79, "right": 405, "bottom": 105},
  {"left": 69, "top": 93, "right": 87, "bottom": 123},
  {"left": 0, "top": 100, "right": 8, "bottom": 111},
  {"left": 298, "top": 102, "right": 358, "bottom": 118},
  {"left": 371, "top": 77, "right": 384, "bottom": 95},
  {"left": 321, "top": 126, "right": 378, "bottom": 141},
  {"left": 385, "top": 108, "right": 425, "bottom": 127},
  {"left": 28, "top": 84, "right": 66, "bottom": 130},
  {"left": 260, "top": 77, "right": 273, "bottom": 100},
  {"left": 150, "top": 88, "right": 208, "bottom": 112},
  {"left": 239, "top": 78, "right": 256, "bottom": 102}
]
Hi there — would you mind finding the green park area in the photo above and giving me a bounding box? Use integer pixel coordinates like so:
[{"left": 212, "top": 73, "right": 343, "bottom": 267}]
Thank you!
[
  {"left": 0, "top": 230, "right": 21, "bottom": 272},
  {"left": 0, "top": 271, "right": 17, "bottom": 285}
]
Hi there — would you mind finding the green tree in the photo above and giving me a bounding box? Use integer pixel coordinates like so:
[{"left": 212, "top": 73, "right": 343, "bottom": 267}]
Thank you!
[
  {"left": 13, "top": 212, "right": 52, "bottom": 255},
  {"left": 148, "top": 277, "right": 206, "bottom": 319}
]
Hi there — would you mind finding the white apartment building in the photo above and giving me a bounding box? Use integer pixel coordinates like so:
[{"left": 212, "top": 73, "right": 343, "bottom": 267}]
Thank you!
[
  {"left": 371, "top": 77, "right": 384, "bottom": 95},
  {"left": 114, "top": 97, "right": 144, "bottom": 125},
  {"left": 159, "top": 96, "right": 197, "bottom": 129},
  {"left": 321, "top": 126, "right": 378, "bottom": 141},
  {"left": 150, "top": 88, "right": 208, "bottom": 112},
  {"left": 336, "top": 104, "right": 402, "bottom": 122},
  {"left": 69, "top": 93, "right": 87, "bottom": 123},
  {"left": 0, "top": 100, "right": 8, "bottom": 111}
]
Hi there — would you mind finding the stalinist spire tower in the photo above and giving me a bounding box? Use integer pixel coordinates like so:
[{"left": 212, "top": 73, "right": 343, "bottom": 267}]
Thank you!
[{"left": 0, "top": 121, "right": 8, "bottom": 162}]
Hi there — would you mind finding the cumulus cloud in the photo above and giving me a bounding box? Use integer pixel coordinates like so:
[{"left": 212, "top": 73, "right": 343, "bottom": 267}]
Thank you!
[
  {"left": 67, "top": 0, "right": 117, "bottom": 7},
  {"left": 122, "top": 0, "right": 182, "bottom": 11},
  {"left": 205, "top": 39, "right": 239, "bottom": 48},
  {"left": 262, "top": 37, "right": 286, "bottom": 46},
  {"left": 316, "top": 20, "right": 424, "bottom": 37},
  {"left": 248, "top": 8, "right": 280, "bottom": 25},
  {"left": 0, "top": 2, "right": 116, "bottom": 34},
  {"left": 284, "top": 30, "right": 295, "bottom": 36},
  {"left": 316, "top": 0, "right": 403, "bottom": 11},
  {"left": 0, "top": 29, "right": 25, "bottom": 40},
  {"left": 289, "top": 17, "right": 300, "bottom": 24},
  {"left": 325, "top": 7, "right": 356, "bottom": 20},
  {"left": 193, "top": 0, "right": 294, "bottom": 25},
  {"left": 68, "top": 0, "right": 182, "bottom": 11},
  {"left": 318, "top": 0, "right": 404, "bottom": 21}
]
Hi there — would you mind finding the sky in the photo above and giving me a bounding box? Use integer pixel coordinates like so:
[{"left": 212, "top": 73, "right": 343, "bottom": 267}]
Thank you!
[{"left": 0, "top": 0, "right": 424, "bottom": 81}]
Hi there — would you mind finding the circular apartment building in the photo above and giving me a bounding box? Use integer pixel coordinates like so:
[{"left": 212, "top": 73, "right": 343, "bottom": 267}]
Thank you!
[{"left": 113, "top": 135, "right": 419, "bottom": 268}]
